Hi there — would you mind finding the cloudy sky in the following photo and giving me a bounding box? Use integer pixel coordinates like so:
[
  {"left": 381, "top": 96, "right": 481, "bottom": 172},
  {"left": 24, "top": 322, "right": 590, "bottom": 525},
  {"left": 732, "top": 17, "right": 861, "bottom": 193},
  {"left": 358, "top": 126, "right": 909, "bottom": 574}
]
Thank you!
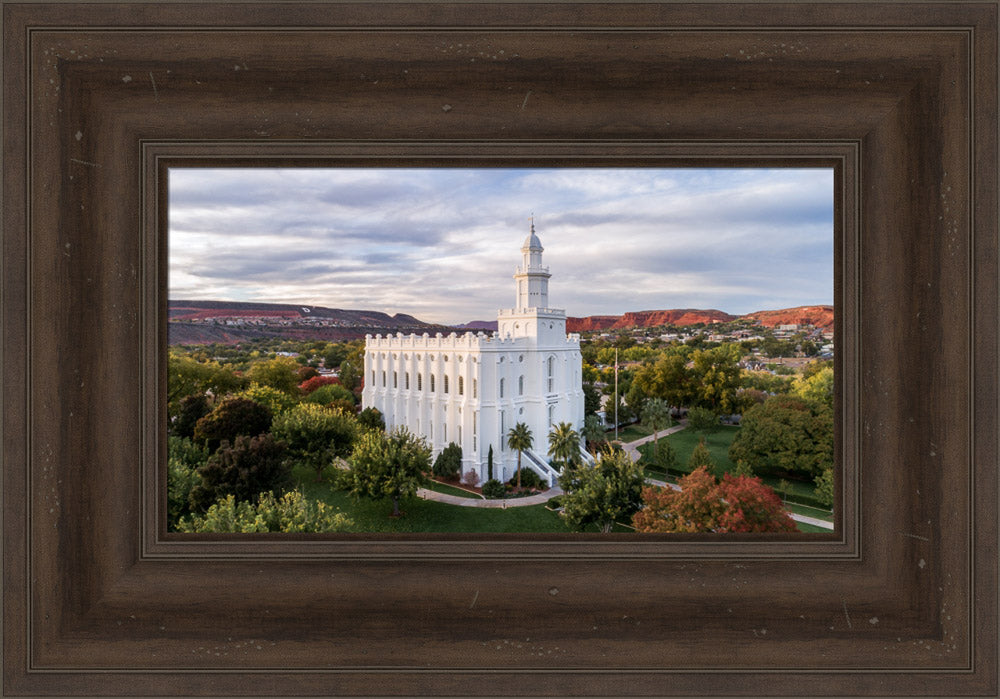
[{"left": 169, "top": 168, "right": 833, "bottom": 325}]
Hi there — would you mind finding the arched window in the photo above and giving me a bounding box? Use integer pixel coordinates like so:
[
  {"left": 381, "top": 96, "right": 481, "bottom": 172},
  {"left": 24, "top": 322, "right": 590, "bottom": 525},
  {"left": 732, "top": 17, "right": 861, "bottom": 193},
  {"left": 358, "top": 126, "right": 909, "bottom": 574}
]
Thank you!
[
  {"left": 417, "top": 373, "right": 422, "bottom": 390},
  {"left": 430, "top": 374, "right": 436, "bottom": 392},
  {"left": 405, "top": 372, "right": 410, "bottom": 389},
  {"left": 371, "top": 370, "right": 375, "bottom": 384},
  {"left": 393, "top": 371, "right": 397, "bottom": 388},
  {"left": 518, "top": 375, "right": 524, "bottom": 395},
  {"left": 547, "top": 356, "right": 555, "bottom": 392},
  {"left": 499, "top": 378, "right": 504, "bottom": 398},
  {"left": 458, "top": 376, "right": 464, "bottom": 395},
  {"left": 444, "top": 375, "right": 449, "bottom": 393},
  {"left": 548, "top": 405, "right": 555, "bottom": 426},
  {"left": 472, "top": 379, "right": 477, "bottom": 398},
  {"left": 381, "top": 371, "right": 386, "bottom": 387}
]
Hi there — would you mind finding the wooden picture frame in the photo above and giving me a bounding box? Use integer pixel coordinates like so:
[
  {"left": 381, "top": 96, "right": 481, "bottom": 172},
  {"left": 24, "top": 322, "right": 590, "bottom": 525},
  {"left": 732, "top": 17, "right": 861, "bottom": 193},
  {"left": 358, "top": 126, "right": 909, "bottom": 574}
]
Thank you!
[{"left": 3, "top": 2, "right": 996, "bottom": 696}]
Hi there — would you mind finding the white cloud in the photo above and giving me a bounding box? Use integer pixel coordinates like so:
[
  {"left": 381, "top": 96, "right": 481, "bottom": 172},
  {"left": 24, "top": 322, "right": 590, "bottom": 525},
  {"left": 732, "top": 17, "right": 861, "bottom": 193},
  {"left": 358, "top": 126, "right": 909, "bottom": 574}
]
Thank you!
[{"left": 169, "top": 168, "right": 833, "bottom": 323}]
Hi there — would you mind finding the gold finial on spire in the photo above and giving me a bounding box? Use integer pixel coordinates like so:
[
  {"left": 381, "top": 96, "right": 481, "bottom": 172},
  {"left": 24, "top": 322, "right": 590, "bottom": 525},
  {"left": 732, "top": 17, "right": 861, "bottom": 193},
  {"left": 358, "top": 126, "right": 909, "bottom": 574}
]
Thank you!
[{"left": 530, "top": 213, "right": 534, "bottom": 233}]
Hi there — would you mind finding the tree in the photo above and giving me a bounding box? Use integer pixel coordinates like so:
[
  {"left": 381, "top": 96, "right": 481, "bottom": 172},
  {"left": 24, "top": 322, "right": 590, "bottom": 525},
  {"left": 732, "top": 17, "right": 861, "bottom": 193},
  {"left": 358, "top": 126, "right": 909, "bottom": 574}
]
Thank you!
[
  {"left": 246, "top": 356, "right": 302, "bottom": 394},
  {"left": 715, "top": 474, "right": 797, "bottom": 532},
  {"left": 172, "top": 393, "right": 211, "bottom": 439},
  {"left": 297, "top": 366, "right": 320, "bottom": 383},
  {"left": 192, "top": 397, "right": 273, "bottom": 453},
  {"left": 632, "top": 467, "right": 724, "bottom": 533},
  {"left": 271, "top": 403, "right": 359, "bottom": 480},
  {"left": 548, "top": 421, "right": 582, "bottom": 471},
  {"left": 686, "top": 406, "right": 719, "bottom": 433},
  {"left": 792, "top": 365, "right": 834, "bottom": 409},
  {"left": 188, "top": 433, "right": 290, "bottom": 513},
  {"left": 167, "top": 354, "right": 244, "bottom": 413},
  {"left": 432, "top": 442, "right": 463, "bottom": 479},
  {"left": 337, "top": 360, "right": 360, "bottom": 392},
  {"left": 235, "top": 382, "right": 297, "bottom": 416},
  {"left": 727, "top": 394, "right": 833, "bottom": 479},
  {"left": 582, "top": 381, "right": 602, "bottom": 416},
  {"left": 303, "top": 383, "right": 356, "bottom": 407},
  {"left": 582, "top": 414, "right": 607, "bottom": 455},
  {"left": 630, "top": 353, "right": 694, "bottom": 409},
  {"left": 631, "top": 467, "right": 796, "bottom": 533},
  {"left": 357, "top": 407, "right": 385, "bottom": 431},
  {"left": 177, "top": 490, "right": 353, "bottom": 533},
  {"left": 559, "top": 449, "right": 646, "bottom": 532},
  {"left": 687, "top": 437, "right": 715, "bottom": 472},
  {"left": 506, "top": 422, "right": 534, "bottom": 489},
  {"left": 689, "top": 344, "right": 743, "bottom": 413},
  {"left": 167, "top": 436, "right": 207, "bottom": 528},
  {"left": 346, "top": 427, "right": 430, "bottom": 517},
  {"left": 814, "top": 467, "right": 835, "bottom": 507},
  {"left": 651, "top": 438, "right": 678, "bottom": 474},
  {"left": 299, "top": 374, "right": 341, "bottom": 395},
  {"left": 640, "top": 398, "right": 672, "bottom": 444},
  {"left": 487, "top": 444, "right": 494, "bottom": 480}
]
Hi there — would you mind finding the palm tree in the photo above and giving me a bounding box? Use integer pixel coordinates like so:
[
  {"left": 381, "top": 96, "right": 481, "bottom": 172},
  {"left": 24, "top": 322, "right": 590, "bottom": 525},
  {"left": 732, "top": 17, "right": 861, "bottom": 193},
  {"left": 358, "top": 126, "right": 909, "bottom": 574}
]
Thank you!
[
  {"left": 506, "top": 422, "right": 533, "bottom": 489},
  {"left": 582, "top": 414, "right": 606, "bottom": 455},
  {"left": 641, "top": 398, "right": 672, "bottom": 445},
  {"left": 548, "top": 421, "right": 582, "bottom": 471}
]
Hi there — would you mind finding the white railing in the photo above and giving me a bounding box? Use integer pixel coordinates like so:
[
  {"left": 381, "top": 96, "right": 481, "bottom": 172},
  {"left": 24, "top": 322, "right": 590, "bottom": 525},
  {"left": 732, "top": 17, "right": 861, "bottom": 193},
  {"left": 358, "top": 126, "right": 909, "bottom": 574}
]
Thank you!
[{"left": 521, "top": 449, "right": 561, "bottom": 487}]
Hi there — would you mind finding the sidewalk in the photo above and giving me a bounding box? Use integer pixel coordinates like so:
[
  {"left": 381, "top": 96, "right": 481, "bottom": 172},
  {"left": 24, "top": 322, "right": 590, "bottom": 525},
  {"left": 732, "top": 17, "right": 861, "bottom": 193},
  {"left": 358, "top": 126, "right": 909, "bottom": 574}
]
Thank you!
[
  {"left": 417, "top": 485, "right": 563, "bottom": 508},
  {"left": 619, "top": 422, "right": 687, "bottom": 462}
]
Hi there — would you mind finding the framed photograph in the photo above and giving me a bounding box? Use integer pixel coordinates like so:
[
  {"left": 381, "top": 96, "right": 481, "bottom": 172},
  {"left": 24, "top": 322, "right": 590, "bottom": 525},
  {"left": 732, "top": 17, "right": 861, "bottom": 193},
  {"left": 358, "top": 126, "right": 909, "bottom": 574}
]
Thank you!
[
  {"left": 3, "top": 2, "right": 996, "bottom": 696},
  {"left": 163, "top": 164, "right": 838, "bottom": 536}
]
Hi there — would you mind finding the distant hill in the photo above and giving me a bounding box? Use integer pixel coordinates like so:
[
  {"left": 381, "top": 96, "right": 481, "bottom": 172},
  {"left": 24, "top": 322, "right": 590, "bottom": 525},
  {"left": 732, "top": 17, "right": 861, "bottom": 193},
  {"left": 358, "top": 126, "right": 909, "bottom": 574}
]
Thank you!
[
  {"left": 567, "top": 305, "right": 833, "bottom": 332},
  {"left": 169, "top": 300, "right": 834, "bottom": 345},
  {"left": 740, "top": 305, "right": 834, "bottom": 329},
  {"left": 168, "top": 300, "right": 449, "bottom": 345},
  {"left": 452, "top": 320, "right": 499, "bottom": 331}
]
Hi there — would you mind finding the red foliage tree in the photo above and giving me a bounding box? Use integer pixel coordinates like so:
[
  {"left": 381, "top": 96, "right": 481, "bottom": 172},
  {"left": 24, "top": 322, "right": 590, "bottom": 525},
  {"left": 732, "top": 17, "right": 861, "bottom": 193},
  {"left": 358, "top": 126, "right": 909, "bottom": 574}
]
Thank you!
[
  {"left": 716, "top": 474, "right": 797, "bottom": 532},
  {"left": 299, "top": 375, "right": 341, "bottom": 395},
  {"left": 631, "top": 466, "right": 796, "bottom": 533}
]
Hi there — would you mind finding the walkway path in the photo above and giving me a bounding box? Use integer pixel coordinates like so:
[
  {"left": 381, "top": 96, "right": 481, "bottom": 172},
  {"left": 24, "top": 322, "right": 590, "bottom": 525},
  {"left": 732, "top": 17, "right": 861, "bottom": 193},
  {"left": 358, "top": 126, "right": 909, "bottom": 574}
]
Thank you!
[
  {"left": 620, "top": 423, "right": 687, "bottom": 461},
  {"left": 417, "top": 485, "right": 563, "bottom": 508}
]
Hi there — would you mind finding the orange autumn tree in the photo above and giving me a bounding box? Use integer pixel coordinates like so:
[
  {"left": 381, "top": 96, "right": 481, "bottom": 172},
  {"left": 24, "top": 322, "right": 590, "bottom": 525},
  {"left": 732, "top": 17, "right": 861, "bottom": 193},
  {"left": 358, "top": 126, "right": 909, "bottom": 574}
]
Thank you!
[{"left": 632, "top": 466, "right": 796, "bottom": 533}]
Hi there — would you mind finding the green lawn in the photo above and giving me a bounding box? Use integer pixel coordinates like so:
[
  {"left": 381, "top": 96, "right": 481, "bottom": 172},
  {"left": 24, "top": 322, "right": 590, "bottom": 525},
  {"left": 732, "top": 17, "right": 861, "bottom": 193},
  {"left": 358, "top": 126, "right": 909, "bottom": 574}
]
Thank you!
[
  {"left": 292, "top": 465, "right": 579, "bottom": 532},
  {"left": 637, "top": 426, "right": 833, "bottom": 515},
  {"left": 637, "top": 425, "right": 739, "bottom": 477},
  {"left": 285, "top": 462, "right": 830, "bottom": 534},
  {"left": 611, "top": 424, "right": 654, "bottom": 443}
]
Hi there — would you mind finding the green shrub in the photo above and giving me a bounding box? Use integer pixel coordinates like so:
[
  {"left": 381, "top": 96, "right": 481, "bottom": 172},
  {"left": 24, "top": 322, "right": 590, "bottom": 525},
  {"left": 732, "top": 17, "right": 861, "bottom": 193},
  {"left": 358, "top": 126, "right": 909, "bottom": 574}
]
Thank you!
[
  {"left": 234, "top": 382, "right": 297, "bottom": 416},
  {"left": 357, "top": 407, "right": 385, "bottom": 431},
  {"left": 303, "top": 383, "right": 356, "bottom": 407},
  {"left": 193, "top": 397, "right": 273, "bottom": 453},
  {"left": 687, "top": 406, "right": 720, "bottom": 432},
  {"left": 651, "top": 438, "right": 677, "bottom": 472},
  {"left": 189, "top": 433, "right": 289, "bottom": 513},
  {"left": 432, "top": 442, "right": 463, "bottom": 479},
  {"left": 482, "top": 479, "right": 506, "bottom": 499},
  {"left": 271, "top": 403, "right": 358, "bottom": 479},
  {"left": 509, "top": 468, "right": 542, "bottom": 490},
  {"left": 177, "top": 490, "right": 353, "bottom": 533},
  {"left": 167, "top": 436, "right": 207, "bottom": 527},
  {"left": 814, "top": 467, "right": 834, "bottom": 507},
  {"left": 173, "top": 393, "right": 211, "bottom": 439}
]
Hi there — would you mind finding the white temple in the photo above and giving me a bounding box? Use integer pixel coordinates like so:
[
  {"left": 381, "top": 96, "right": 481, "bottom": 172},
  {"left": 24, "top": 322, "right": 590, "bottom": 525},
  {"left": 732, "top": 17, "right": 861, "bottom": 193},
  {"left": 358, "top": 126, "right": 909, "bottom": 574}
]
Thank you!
[{"left": 362, "top": 224, "right": 587, "bottom": 485}]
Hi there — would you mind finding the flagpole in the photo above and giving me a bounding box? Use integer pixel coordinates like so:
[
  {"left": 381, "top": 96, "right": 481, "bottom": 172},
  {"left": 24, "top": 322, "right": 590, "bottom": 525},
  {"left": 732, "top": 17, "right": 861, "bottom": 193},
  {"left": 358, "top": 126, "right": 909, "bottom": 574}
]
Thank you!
[{"left": 614, "top": 347, "right": 619, "bottom": 442}]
